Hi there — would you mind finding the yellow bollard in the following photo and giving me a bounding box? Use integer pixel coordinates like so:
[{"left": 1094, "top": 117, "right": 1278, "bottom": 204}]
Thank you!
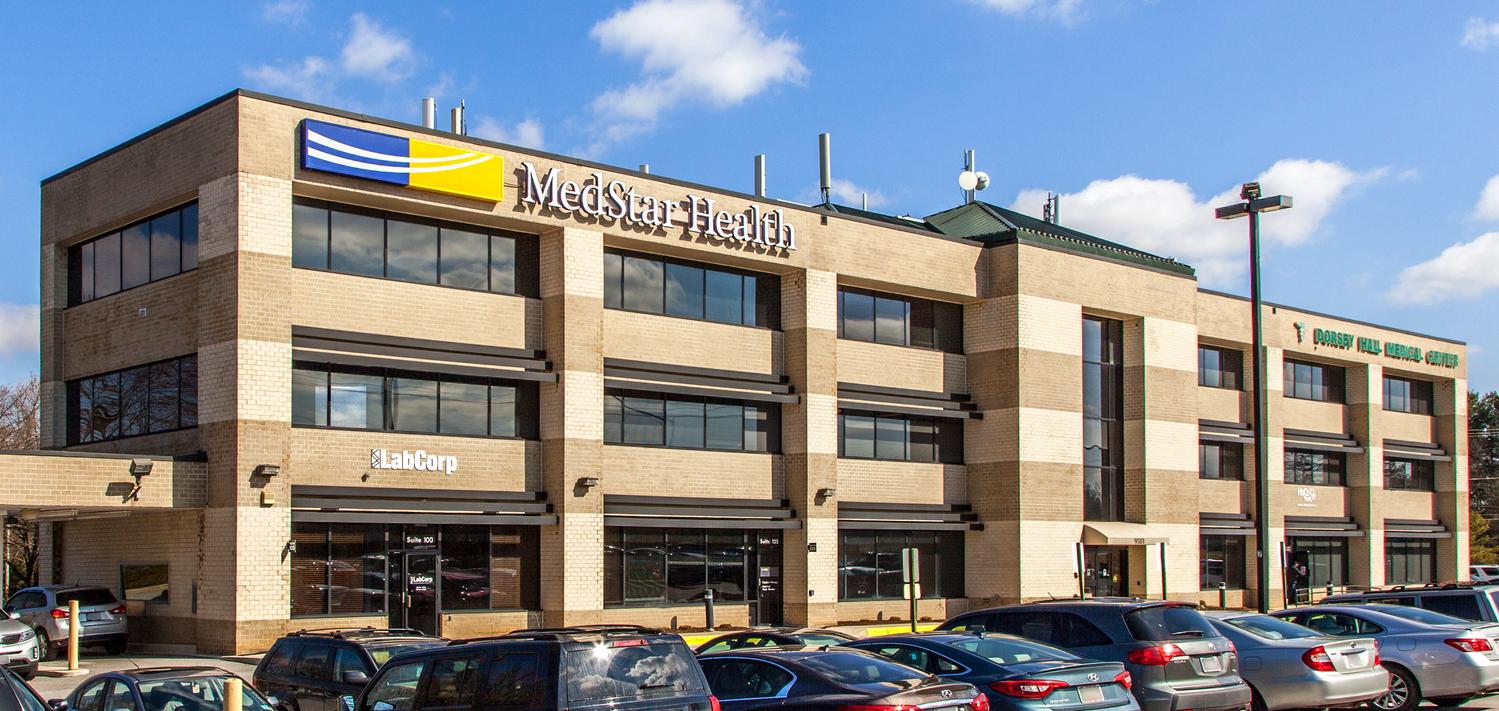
[
  {"left": 225, "top": 678, "right": 243, "bottom": 711},
  {"left": 67, "top": 599, "right": 79, "bottom": 671}
]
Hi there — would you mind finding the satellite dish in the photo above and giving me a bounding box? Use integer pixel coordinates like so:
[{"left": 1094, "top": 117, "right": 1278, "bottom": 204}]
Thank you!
[
  {"left": 958, "top": 171, "right": 979, "bottom": 191},
  {"left": 974, "top": 171, "right": 990, "bottom": 190}
]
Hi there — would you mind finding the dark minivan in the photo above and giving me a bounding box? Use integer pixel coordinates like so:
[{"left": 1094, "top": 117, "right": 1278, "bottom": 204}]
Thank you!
[
  {"left": 344, "top": 625, "right": 716, "bottom": 711},
  {"left": 254, "top": 628, "right": 447, "bottom": 711},
  {"left": 939, "top": 600, "right": 1251, "bottom": 711}
]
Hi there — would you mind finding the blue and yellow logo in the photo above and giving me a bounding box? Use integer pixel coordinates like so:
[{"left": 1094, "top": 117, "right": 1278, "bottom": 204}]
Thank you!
[{"left": 300, "top": 119, "right": 504, "bottom": 202}]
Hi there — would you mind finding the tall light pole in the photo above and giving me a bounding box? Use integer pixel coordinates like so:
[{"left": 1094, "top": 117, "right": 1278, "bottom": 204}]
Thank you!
[{"left": 1216, "top": 182, "right": 1292, "bottom": 613}]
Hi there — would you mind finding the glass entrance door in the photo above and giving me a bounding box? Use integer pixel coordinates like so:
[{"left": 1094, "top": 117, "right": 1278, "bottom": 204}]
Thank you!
[
  {"left": 389, "top": 551, "right": 440, "bottom": 636},
  {"left": 753, "top": 532, "right": 783, "bottom": 626},
  {"left": 1084, "top": 546, "right": 1129, "bottom": 598}
]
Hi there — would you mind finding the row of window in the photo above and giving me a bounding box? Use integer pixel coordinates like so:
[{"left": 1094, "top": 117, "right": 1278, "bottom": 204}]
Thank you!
[
  {"left": 1084, "top": 316, "right": 1126, "bottom": 522},
  {"left": 69, "top": 203, "right": 199, "bottom": 306},
  {"left": 604, "top": 249, "right": 777, "bottom": 329},
  {"left": 837, "top": 412, "right": 963, "bottom": 464},
  {"left": 67, "top": 355, "right": 198, "bottom": 445},
  {"left": 603, "top": 527, "right": 765, "bottom": 607},
  {"left": 1199, "top": 441, "right": 1436, "bottom": 491},
  {"left": 1201, "top": 346, "right": 1435, "bottom": 414},
  {"left": 1199, "top": 535, "right": 1436, "bottom": 590},
  {"left": 604, "top": 391, "right": 778, "bottom": 453},
  {"left": 837, "top": 530, "right": 965, "bottom": 600},
  {"left": 837, "top": 288, "right": 963, "bottom": 353},
  {"left": 292, "top": 362, "right": 538, "bottom": 439}
]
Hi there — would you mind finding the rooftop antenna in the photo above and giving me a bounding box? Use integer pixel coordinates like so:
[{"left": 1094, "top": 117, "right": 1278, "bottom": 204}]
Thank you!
[
  {"left": 421, "top": 98, "right": 436, "bottom": 129},
  {"left": 639, "top": 164, "right": 650, "bottom": 174},
  {"left": 818, "top": 133, "right": 832, "bottom": 206},
  {"left": 956, "top": 149, "right": 989, "bottom": 204},
  {"left": 450, "top": 101, "right": 466, "bottom": 135},
  {"left": 1045, "top": 193, "right": 1060, "bottom": 224},
  {"left": 754, "top": 154, "right": 766, "bottom": 197},
  {"left": 862, "top": 192, "right": 868, "bottom": 211}
]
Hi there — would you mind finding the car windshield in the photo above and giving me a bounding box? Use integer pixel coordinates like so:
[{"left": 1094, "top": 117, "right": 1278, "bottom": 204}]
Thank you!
[
  {"left": 366, "top": 641, "right": 447, "bottom": 666},
  {"left": 795, "top": 633, "right": 850, "bottom": 646},
  {"left": 797, "top": 651, "right": 930, "bottom": 686},
  {"left": 943, "top": 636, "right": 1078, "bottom": 664},
  {"left": 562, "top": 642, "right": 705, "bottom": 702},
  {"left": 1222, "top": 615, "right": 1323, "bottom": 640},
  {"left": 1367, "top": 606, "right": 1470, "bottom": 626},
  {"left": 137, "top": 677, "right": 274, "bottom": 711},
  {"left": 57, "top": 589, "right": 117, "bottom": 606},
  {"left": 1125, "top": 605, "right": 1221, "bottom": 641}
]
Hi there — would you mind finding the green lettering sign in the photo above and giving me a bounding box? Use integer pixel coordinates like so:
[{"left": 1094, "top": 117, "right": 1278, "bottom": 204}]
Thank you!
[
  {"left": 1426, "top": 350, "right": 1460, "bottom": 368},
  {"left": 1313, "top": 328, "right": 1354, "bottom": 349},
  {"left": 1357, "top": 336, "right": 1381, "bottom": 355},
  {"left": 1385, "top": 341, "right": 1423, "bottom": 362},
  {"left": 1300, "top": 324, "right": 1460, "bottom": 369}
]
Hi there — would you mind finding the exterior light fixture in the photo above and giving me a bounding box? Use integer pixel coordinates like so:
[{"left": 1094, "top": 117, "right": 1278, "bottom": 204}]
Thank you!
[
  {"left": 577, "top": 476, "right": 600, "bottom": 489},
  {"left": 128, "top": 459, "right": 153, "bottom": 477},
  {"left": 817, "top": 487, "right": 837, "bottom": 499},
  {"left": 254, "top": 464, "right": 281, "bottom": 478}
]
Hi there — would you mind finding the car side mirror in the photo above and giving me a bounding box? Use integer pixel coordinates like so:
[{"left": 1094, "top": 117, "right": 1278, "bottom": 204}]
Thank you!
[
  {"left": 48, "top": 700, "right": 69, "bottom": 711},
  {"left": 341, "top": 670, "right": 369, "bottom": 685}
]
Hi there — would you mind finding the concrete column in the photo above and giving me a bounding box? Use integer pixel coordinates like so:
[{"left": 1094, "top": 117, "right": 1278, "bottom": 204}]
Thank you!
[
  {"left": 1134, "top": 317, "right": 1200, "bottom": 600},
  {"left": 1434, "top": 377, "right": 1470, "bottom": 581},
  {"left": 780, "top": 268, "right": 838, "bottom": 625},
  {"left": 538, "top": 226, "right": 605, "bottom": 626},
  {"left": 1347, "top": 363, "right": 1382, "bottom": 589},
  {"left": 1257, "top": 345, "right": 1287, "bottom": 609}
]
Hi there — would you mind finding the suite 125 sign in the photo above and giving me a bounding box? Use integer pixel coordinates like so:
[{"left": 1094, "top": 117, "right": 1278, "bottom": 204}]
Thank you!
[{"left": 300, "top": 119, "right": 505, "bottom": 202}]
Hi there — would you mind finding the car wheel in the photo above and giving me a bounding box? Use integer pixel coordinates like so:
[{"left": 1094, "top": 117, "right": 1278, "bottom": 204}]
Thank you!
[
  {"left": 1372, "top": 665, "right": 1420, "bottom": 711},
  {"left": 103, "top": 640, "right": 126, "bottom": 656},
  {"left": 1430, "top": 696, "right": 1474, "bottom": 708},
  {"left": 34, "top": 630, "right": 52, "bottom": 661}
]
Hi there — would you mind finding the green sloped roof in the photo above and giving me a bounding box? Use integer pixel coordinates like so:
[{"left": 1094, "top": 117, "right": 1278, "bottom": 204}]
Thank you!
[
  {"left": 817, "top": 203, "right": 940, "bottom": 232},
  {"left": 924, "top": 201, "right": 1194, "bottom": 277}
]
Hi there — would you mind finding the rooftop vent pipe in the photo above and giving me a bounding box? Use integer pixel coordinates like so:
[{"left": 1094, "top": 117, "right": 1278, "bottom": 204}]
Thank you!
[
  {"left": 754, "top": 154, "right": 766, "bottom": 197},
  {"left": 450, "top": 100, "right": 465, "bottom": 135},
  {"left": 421, "top": 98, "right": 436, "bottom": 129},
  {"left": 818, "top": 133, "right": 832, "bottom": 206},
  {"left": 639, "top": 164, "right": 650, "bottom": 174}
]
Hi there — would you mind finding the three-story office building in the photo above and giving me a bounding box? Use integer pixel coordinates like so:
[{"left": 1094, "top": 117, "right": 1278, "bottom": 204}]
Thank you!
[{"left": 0, "top": 90, "right": 1468, "bottom": 654}]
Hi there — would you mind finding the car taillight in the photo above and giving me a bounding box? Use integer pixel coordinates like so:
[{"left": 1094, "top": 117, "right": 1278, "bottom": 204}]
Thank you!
[
  {"left": 708, "top": 696, "right": 721, "bottom": 711},
  {"left": 1114, "top": 670, "right": 1133, "bottom": 690},
  {"left": 1445, "top": 638, "right": 1494, "bottom": 653},
  {"left": 1225, "top": 639, "right": 1237, "bottom": 654},
  {"left": 1373, "top": 640, "right": 1382, "bottom": 667},
  {"left": 1127, "top": 643, "right": 1185, "bottom": 666},
  {"left": 50, "top": 608, "right": 68, "bottom": 619},
  {"left": 109, "top": 605, "right": 125, "bottom": 615},
  {"left": 1302, "top": 645, "right": 1335, "bottom": 672},
  {"left": 990, "top": 679, "right": 1069, "bottom": 699},
  {"left": 971, "top": 693, "right": 991, "bottom": 711}
]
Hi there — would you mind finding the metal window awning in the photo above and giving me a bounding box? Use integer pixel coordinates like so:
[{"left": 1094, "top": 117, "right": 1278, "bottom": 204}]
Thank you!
[
  {"left": 1200, "top": 512, "right": 1255, "bottom": 537},
  {"left": 1081, "top": 522, "right": 1169, "bottom": 545},
  {"left": 290, "top": 485, "right": 556, "bottom": 525},
  {"left": 837, "top": 382, "right": 981, "bottom": 421},
  {"left": 291, "top": 326, "right": 556, "bottom": 382},
  {"left": 838, "top": 502, "right": 983, "bottom": 531},
  {"left": 1385, "top": 518, "right": 1451, "bottom": 539},
  {"left": 603, "top": 358, "right": 799, "bottom": 405},
  {"left": 1283, "top": 428, "right": 1364, "bottom": 454},
  {"left": 1285, "top": 515, "right": 1364, "bottom": 538},
  {"left": 1199, "top": 420, "right": 1255, "bottom": 445},
  {"left": 603, "top": 495, "right": 801, "bottom": 529},
  {"left": 1383, "top": 439, "right": 1452, "bottom": 462}
]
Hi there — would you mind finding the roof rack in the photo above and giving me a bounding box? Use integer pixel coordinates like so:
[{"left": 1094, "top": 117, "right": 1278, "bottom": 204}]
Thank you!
[
  {"left": 450, "top": 625, "right": 664, "bottom": 645},
  {"left": 290, "top": 626, "right": 431, "bottom": 640}
]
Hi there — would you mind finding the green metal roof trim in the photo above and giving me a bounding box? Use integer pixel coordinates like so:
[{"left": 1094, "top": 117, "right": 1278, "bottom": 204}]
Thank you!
[
  {"left": 818, "top": 203, "right": 940, "bottom": 232},
  {"left": 924, "top": 201, "right": 1195, "bottom": 277}
]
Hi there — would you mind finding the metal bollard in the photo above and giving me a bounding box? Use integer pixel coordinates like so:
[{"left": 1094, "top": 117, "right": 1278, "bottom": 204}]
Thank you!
[
  {"left": 225, "top": 677, "right": 243, "bottom": 711},
  {"left": 703, "top": 588, "right": 715, "bottom": 630},
  {"left": 67, "top": 599, "right": 79, "bottom": 671},
  {"left": 1218, "top": 582, "right": 1227, "bottom": 609}
]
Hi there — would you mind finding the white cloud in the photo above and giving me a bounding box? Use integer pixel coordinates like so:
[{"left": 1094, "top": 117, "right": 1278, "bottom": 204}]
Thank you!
[
  {"left": 800, "top": 178, "right": 886, "bottom": 208},
  {"left": 586, "top": 0, "right": 806, "bottom": 153},
  {"left": 244, "top": 56, "right": 333, "bottom": 100},
  {"left": 1010, "top": 159, "right": 1378, "bottom": 285},
  {"left": 0, "top": 304, "right": 38, "bottom": 358},
  {"left": 471, "top": 117, "right": 545, "bottom": 150},
  {"left": 260, "top": 0, "right": 309, "bottom": 25},
  {"left": 1391, "top": 232, "right": 1499, "bottom": 305},
  {"left": 1462, "top": 17, "right": 1499, "bottom": 50},
  {"left": 1475, "top": 175, "right": 1499, "bottom": 221},
  {"left": 970, "top": 0, "right": 1084, "bottom": 23},
  {"left": 340, "top": 13, "right": 415, "bottom": 81}
]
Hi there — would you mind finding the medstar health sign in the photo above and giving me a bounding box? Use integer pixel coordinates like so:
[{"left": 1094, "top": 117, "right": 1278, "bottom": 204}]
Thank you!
[{"left": 300, "top": 119, "right": 505, "bottom": 202}]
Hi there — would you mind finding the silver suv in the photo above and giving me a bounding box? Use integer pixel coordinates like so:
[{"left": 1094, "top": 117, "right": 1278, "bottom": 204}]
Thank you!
[{"left": 3, "top": 585, "right": 128, "bottom": 658}]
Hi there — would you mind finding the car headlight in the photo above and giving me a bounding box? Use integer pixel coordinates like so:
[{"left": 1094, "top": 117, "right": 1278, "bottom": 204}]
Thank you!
[{"left": 20, "top": 629, "right": 34, "bottom": 641}]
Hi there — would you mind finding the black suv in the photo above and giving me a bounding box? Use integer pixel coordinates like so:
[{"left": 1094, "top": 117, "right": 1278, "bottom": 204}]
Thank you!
[
  {"left": 344, "top": 625, "right": 716, "bottom": 711},
  {"left": 1320, "top": 582, "right": 1499, "bottom": 622},
  {"left": 939, "top": 599, "right": 1251, "bottom": 711},
  {"left": 254, "top": 628, "right": 447, "bottom": 711}
]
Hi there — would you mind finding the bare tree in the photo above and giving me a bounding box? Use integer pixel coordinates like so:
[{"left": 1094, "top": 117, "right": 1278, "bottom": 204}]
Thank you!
[{"left": 0, "top": 375, "right": 40, "bottom": 594}]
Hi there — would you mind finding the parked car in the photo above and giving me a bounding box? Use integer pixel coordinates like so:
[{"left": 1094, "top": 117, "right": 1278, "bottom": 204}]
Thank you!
[
  {"left": 254, "top": 628, "right": 447, "bottom": 711},
  {"left": 67, "top": 667, "right": 279, "bottom": 711},
  {"left": 694, "top": 627, "right": 854, "bottom": 654},
  {"left": 0, "top": 665, "right": 49, "bottom": 711},
  {"left": 1472, "top": 567, "right": 1499, "bottom": 584},
  {"left": 0, "top": 611, "right": 40, "bottom": 681},
  {"left": 344, "top": 625, "right": 714, "bottom": 711},
  {"left": 1321, "top": 583, "right": 1499, "bottom": 622},
  {"left": 699, "top": 646, "right": 988, "bottom": 710},
  {"left": 1201, "top": 611, "right": 1387, "bottom": 711},
  {"left": 845, "top": 631, "right": 1138, "bottom": 711},
  {"left": 938, "top": 599, "right": 1251, "bottom": 711},
  {"left": 3, "top": 585, "right": 126, "bottom": 658},
  {"left": 1271, "top": 603, "right": 1499, "bottom": 711}
]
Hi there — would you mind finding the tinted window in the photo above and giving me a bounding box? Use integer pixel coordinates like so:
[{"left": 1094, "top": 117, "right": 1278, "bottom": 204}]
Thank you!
[
  {"left": 332, "top": 648, "right": 366, "bottom": 679},
  {"left": 390, "top": 378, "right": 438, "bottom": 433},
  {"left": 104, "top": 681, "right": 134, "bottom": 711},
  {"left": 150, "top": 212, "right": 181, "bottom": 281},
  {"left": 10, "top": 671, "right": 48, "bottom": 711},
  {"left": 606, "top": 249, "right": 778, "bottom": 328},
  {"left": 1199, "top": 442, "right": 1243, "bottom": 480},
  {"left": 1384, "top": 458, "right": 1434, "bottom": 491},
  {"left": 57, "top": 588, "right": 117, "bottom": 606},
  {"left": 839, "top": 412, "right": 961, "bottom": 464},
  {"left": 484, "top": 652, "right": 543, "bottom": 709},
  {"left": 74, "top": 682, "right": 108, "bottom": 711},
  {"left": 439, "top": 381, "right": 488, "bottom": 436},
  {"left": 293, "top": 202, "right": 330, "bottom": 269},
  {"left": 1299, "top": 612, "right": 1382, "bottom": 636},
  {"left": 1376, "top": 604, "right": 1470, "bottom": 626},
  {"left": 330, "top": 209, "right": 384, "bottom": 277},
  {"left": 265, "top": 641, "right": 302, "bottom": 676},
  {"left": 606, "top": 390, "right": 777, "bottom": 453},
  {"left": 95, "top": 232, "right": 121, "bottom": 297},
  {"left": 838, "top": 287, "right": 961, "bottom": 352},
  {"left": 1199, "top": 346, "right": 1241, "bottom": 389},
  {"left": 120, "top": 222, "right": 151, "bottom": 290},
  {"left": 839, "top": 530, "right": 964, "bottom": 601},
  {"left": 989, "top": 611, "right": 1111, "bottom": 648},
  {"left": 365, "top": 642, "right": 447, "bottom": 667},
  {"left": 1222, "top": 615, "right": 1322, "bottom": 640},
  {"left": 419, "top": 655, "right": 483, "bottom": 710},
  {"left": 1125, "top": 606, "right": 1221, "bottom": 641},
  {"left": 703, "top": 659, "right": 795, "bottom": 700},
  {"left": 1384, "top": 376, "right": 1433, "bottom": 415},
  {"left": 622, "top": 255, "right": 664, "bottom": 313},
  {"left": 180, "top": 204, "right": 198, "bottom": 271},
  {"left": 561, "top": 643, "right": 705, "bottom": 701},
  {"left": 865, "top": 645, "right": 964, "bottom": 674},
  {"left": 385, "top": 219, "right": 438, "bottom": 284},
  {"left": 70, "top": 356, "right": 197, "bottom": 445},
  {"left": 665, "top": 263, "right": 705, "bottom": 319},
  {"left": 944, "top": 636, "right": 1078, "bottom": 664},
  {"left": 1285, "top": 449, "right": 1345, "bottom": 486},
  {"left": 137, "top": 678, "right": 271, "bottom": 711},
  {"left": 797, "top": 651, "right": 928, "bottom": 685},
  {"left": 1421, "top": 594, "right": 1482, "bottom": 621},
  {"left": 439, "top": 228, "right": 487, "bottom": 290},
  {"left": 365, "top": 660, "right": 426, "bottom": 711},
  {"left": 1284, "top": 360, "right": 1345, "bottom": 402},
  {"left": 296, "top": 645, "right": 334, "bottom": 680}
]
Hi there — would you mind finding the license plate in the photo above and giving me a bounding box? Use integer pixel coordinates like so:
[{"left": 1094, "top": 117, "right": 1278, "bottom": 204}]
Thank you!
[
  {"left": 1078, "top": 685, "right": 1105, "bottom": 703},
  {"left": 1200, "top": 655, "right": 1223, "bottom": 673},
  {"left": 82, "top": 612, "right": 102, "bottom": 622}
]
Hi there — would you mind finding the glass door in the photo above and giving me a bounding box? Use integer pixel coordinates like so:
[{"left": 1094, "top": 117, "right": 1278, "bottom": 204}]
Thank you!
[
  {"left": 753, "top": 531, "right": 782, "bottom": 626},
  {"left": 1084, "top": 546, "right": 1129, "bottom": 598}
]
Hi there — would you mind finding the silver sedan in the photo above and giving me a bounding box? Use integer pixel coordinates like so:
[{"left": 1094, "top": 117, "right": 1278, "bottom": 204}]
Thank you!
[
  {"left": 1272, "top": 604, "right": 1499, "bottom": 711},
  {"left": 1203, "top": 611, "right": 1386, "bottom": 711}
]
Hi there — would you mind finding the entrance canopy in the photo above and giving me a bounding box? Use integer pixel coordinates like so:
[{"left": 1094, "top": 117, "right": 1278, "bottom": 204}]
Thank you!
[{"left": 1082, "top": 522, "right": 1169, "bottom": 545}]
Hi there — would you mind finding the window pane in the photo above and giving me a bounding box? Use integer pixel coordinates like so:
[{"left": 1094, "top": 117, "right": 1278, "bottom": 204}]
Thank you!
[
  {"left": 908, "top": 419, "right": 935, "bottom": 462},
  {"left": 386, "top": 219, "right": 437, "bottom": 284},
  {"left": 328, "top": 524, "right": 385, "bottom": 614},
  {"left": 292, "top": 367, "right": 328, "bottom": 426},
  {"left": 121, "top": 222, "right": 150, "bottom": 290},
  {"left": 489, "top": 234, "right": 517, "bottom": 294},
  {"left": 841, "top": 291, "right": 874, "bottom": 341},
  {"left": 707, "top": 531, "right": 747, "bottom": 601},
  {"left": 80, "top": 242, "right": 95, "bottom": 302},
  {"left": 147, "top": 360, "right": 180, "bottom": 432},
  {"left": 1083, "top": 318, "right": 1103, "bottom": 361},
  {"left": 624, "top": 529, "right": 666, "bottom": 603},
  {"left": 744, "top": 405, "right": 771, "bottom": 452},
  {"left": 421, "top": 656, "right": 483, "bottom": 709},
  {"left": 742, "top": 274, "right": 759, "bottom": 327},
  {"left": 666, "top": 399, "right": 705, "bottom": 449},
  {"left": 440, "top": 526, "right": 489, "bottom": 610},
  {"left": 875, "top": 532, "right": 902, "bottom": 598},
  {"left": 705, "top": 401, "right": 743, "bottom": 450},
  {"left": 179, "top": 356, "right": 197, "bottom": 428},
  {"left": 330, "top": 209, "right": 384, "bottom": 277},
  {"left": 665, "top": 263, "right": 705, "bottom": 319},
  {"left": 605, "top": 527, "right": 624, "bottom": 605},
  {"left": 622, "top": 255, "right": 664, "bottom": 313},
  {"left": 437, "top": 228, "right": 482, "bottom": 289},
  {"left": 874, "top": 297, "right": 908, "bottom": 345},
  {"left": 330, "top": 372, "right": 384, "bottom": 429},
  {"left": 490, "top": 385, "right": 517, "bottom": 437},
  {"left": 93, "top": 373, "right": 120, "bottom": 441},
  {"left": 623, "top": 396, "right": 665, "bottom": 445},
  {"left": 440, "top": 381, "right": 488, "bottom": 435},
  {"left": 291, "top": 523, "right": 328, "bottom": 615},
  {"left": 667, "top": 530, "right": 705, "bottom": 602},
  {"left": 604, "top": 394, "right": 622, "bottom": 443},
  {"left": 74, "top": 379, "right": 93, "bottom": 443},
  {"left": 391, "top": 377, "right": 437, "bottom": 433},
  {"left": 180, "top": 204, "right": 198, "bottom": 271},
  {"left": 909, "top": 300, "right": 935, "bottom": 349},
  {"left": 840, "top": 531, "right": 877, "bottom": 600},
  {"left": 1200, "top": 443, "right": 1220, "bottom": 479},
  {"left": 117, "top": 366, "right": 147, "bottom": 437},
  {"left": 603, "top": 252, "right": 623, "bottom": 309},
  {"left": 843, "top": 414, "right": 874, "bottom": 458},
  {"left": 292, "top": 203, "right": 330, "bottom": 269},
  {"left": 704, "top": 270, "right": 742, "bottom": 324},
  {"left": 876, "top": 416, "right": 906, "bottom": 460},
  {"left": 149, "top": 212, "right": 181, "bottom": 281},
  {"left": 94, "top": 232, "right": 121, "bottom": 297}
]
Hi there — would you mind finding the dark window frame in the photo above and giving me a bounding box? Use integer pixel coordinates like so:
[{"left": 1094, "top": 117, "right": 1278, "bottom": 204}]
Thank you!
[
  {"left": 1383, "top": 375, "right": 1433, "bottom": 415},
  {"left": 1385, "top": 538, "right": 1436, "bottom": 585},
  {"left": 1199, "top": 441, "right": 1244, "bottom": 481},
  {"left": 603, "top": 388, "right": 780, "bottom": 453},
  {"left": 1199, "top": 534, "right": 1246, "bottom": 590},
  {"left": 1198, "top": 345, "right": 1242, "bottom": 390},
  {"left": 67, "top": 202, "right": 198, "bottom": 307},
  {"left": 1084, "top": 316, "right": 1125, "bottom": 522},
  {"left": 291, "top": 361, "right": 539, "bottom": 440},
  {"left": 1284, "top": 448, "right": 1346, "bottom": 486},
  {"left": 66, "top": 354, "right": 198, "bottom": 445},
  {"left": 603, "top": 248, "right": 780, "bottom": 329},
  {"left": 836, "top": 529, "right": 965, "bottom": 601},
  {"left": 603, "top": 526, "right": 758, "bottom": 608},
  {"left": 1383, "top": 457, "right": 1435, "bottom": 491},
  {"left": 836, "top": 286, "right": 963, "bottom": 353},
  {"left": 1283, "top": 359, "right": 1346, "bottom": 403},
  {"left": 836, "top": 410, "right": 963, "bottom": 464}
]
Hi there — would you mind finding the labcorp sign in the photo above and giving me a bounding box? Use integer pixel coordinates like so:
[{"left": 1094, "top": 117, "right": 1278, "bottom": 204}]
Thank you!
[
  {"left": 520, "top": 162, "right": 798, "bottom": 251},
  {"left": 370, "top": 448, "right": 458, "bottom": 476}
]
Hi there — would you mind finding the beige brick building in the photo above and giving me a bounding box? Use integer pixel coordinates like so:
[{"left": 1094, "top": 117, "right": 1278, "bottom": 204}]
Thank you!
[{"left": 0, "top": 90, "right": 1470, "bottom": 654}]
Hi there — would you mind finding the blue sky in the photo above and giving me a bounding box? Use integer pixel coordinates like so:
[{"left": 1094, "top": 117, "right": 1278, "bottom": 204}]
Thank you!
[{"left": 1, "top": 1, "right": 1497, "bottom": 390}]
